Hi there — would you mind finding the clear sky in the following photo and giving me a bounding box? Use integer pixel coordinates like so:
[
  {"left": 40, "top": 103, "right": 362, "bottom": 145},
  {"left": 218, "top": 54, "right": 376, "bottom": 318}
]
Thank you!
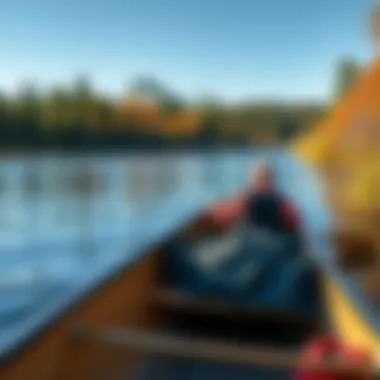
[{"left": 0, "top": 0, "right": 375, "bottom": 102}]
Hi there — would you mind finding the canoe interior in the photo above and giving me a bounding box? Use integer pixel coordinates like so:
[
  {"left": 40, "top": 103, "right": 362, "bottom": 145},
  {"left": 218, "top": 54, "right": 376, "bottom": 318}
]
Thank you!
[
  {"left": 0, "top": 208, "right": 324, "bottom": 380},
  {"left": 158, "top": 213, "right": 323, "bottom": 328},
  {"left": 133, "top": 214, "right": 324, "bottom": 380}
]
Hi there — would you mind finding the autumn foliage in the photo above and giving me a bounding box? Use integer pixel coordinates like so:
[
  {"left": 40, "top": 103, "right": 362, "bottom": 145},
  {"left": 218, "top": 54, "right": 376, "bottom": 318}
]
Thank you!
[{"left": 0, "top": 76, "right": 324, "bottom": 149}]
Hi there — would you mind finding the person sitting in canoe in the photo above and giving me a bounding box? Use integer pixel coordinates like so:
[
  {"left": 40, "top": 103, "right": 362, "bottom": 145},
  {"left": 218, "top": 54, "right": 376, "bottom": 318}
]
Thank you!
[
  {"left": 245, "top": 160, "right": 300, "bottom": 233},
  {"left": 208, "top": 160, "right": 301, "bottom": 235}
]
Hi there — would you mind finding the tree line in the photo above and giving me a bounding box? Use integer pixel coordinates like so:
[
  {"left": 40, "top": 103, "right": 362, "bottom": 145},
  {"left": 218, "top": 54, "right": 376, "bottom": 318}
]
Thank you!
[{"left": 0, "top": 60, "right": 359, "bottom": 151}]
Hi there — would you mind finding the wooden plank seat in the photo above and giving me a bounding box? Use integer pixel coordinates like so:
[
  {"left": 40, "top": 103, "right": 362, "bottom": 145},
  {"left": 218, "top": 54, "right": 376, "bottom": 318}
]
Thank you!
[{"left": 152, "top": 287, "right": 320, "bottom": 339}]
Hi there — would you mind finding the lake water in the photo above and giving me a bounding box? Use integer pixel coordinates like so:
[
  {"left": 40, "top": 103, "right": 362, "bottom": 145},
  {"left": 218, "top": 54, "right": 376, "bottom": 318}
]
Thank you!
[{"left": 0, "top": 149, "right": 327, "bottom": 352}]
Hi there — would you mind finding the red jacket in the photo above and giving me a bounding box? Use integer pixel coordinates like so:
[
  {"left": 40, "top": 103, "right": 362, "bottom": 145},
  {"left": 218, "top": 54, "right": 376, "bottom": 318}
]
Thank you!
[{"left": 279, "top": 198, "right": 300, "bottom": 231}]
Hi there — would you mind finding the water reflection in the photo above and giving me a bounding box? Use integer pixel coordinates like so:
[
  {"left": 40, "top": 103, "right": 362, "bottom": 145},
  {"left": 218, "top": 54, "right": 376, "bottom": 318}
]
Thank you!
[
  {"left": 154, "top": 158, "right": 179, "bottom": 197},
  {"left": 0, "top": 153, "right": 256, "bottom": 251},
  {"left": 0, "top": 152, "right": 268, "bottom": 339}
]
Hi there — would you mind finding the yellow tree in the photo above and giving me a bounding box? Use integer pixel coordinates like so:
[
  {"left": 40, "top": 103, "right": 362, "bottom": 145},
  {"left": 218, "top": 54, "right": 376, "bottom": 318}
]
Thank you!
[
  {"left": 160, "top": 110, "right": 199, "bottom": 138},
  {"left": 114, "top": 96, "right": 159, "bottom": 133}
]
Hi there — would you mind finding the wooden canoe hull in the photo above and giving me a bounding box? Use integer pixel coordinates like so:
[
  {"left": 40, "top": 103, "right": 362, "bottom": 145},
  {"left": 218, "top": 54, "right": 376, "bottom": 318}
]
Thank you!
[{"left": 0, "top": 252, "right": 159, "bottom": 380}]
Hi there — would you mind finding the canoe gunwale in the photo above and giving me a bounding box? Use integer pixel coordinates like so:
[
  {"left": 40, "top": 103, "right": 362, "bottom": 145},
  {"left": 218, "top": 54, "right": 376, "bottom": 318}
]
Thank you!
[
  {"left": 72, "top": 324, "right": 379, "bottom": 376},
  {"left": 308, "top": 228, "right": 380, "bottom": 339},
  {"left": 326, "top": 268, "right": 380, "bottom": 335}
]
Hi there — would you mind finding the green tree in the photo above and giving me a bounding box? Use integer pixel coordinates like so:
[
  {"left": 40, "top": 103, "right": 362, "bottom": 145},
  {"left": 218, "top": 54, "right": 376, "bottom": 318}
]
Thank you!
[
  {"left": 71, "top": 75, "right": 99, "bottom": 128},
  {"left": 333, "top": 59, "right": 361, "bottom": 100},
  {"left": 0, "top": 91, "right": 8, "bottom": 125},
  {"left": 40, "top": 86, "right": 73, "bottom": 129},
  {"left": 13, "top": 83, "right": 41, "bottom": 126},
  {"left": 129, "top": 76, "right": 184, "bottom": 113}
]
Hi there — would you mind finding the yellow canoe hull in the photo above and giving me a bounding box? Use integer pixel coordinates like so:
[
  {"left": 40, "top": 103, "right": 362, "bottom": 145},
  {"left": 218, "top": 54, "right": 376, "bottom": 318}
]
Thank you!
[
  {"left": 324, "top": 277, "right": 380, "bottom": 360},
  {"left": 292, "top": 57, "right": 380, "bottom": 361}
]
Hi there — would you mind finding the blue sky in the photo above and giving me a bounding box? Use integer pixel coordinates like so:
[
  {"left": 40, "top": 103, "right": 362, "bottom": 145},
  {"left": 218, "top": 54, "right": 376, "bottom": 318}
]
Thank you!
[{"left": 0, "top": 0, "right": 374, "bottom": 102}]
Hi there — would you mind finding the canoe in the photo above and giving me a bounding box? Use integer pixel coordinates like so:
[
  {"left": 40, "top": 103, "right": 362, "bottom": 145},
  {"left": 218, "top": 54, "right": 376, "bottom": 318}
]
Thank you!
[{"left": 0, "top": 151, "right": 376, "bottom": 380}]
